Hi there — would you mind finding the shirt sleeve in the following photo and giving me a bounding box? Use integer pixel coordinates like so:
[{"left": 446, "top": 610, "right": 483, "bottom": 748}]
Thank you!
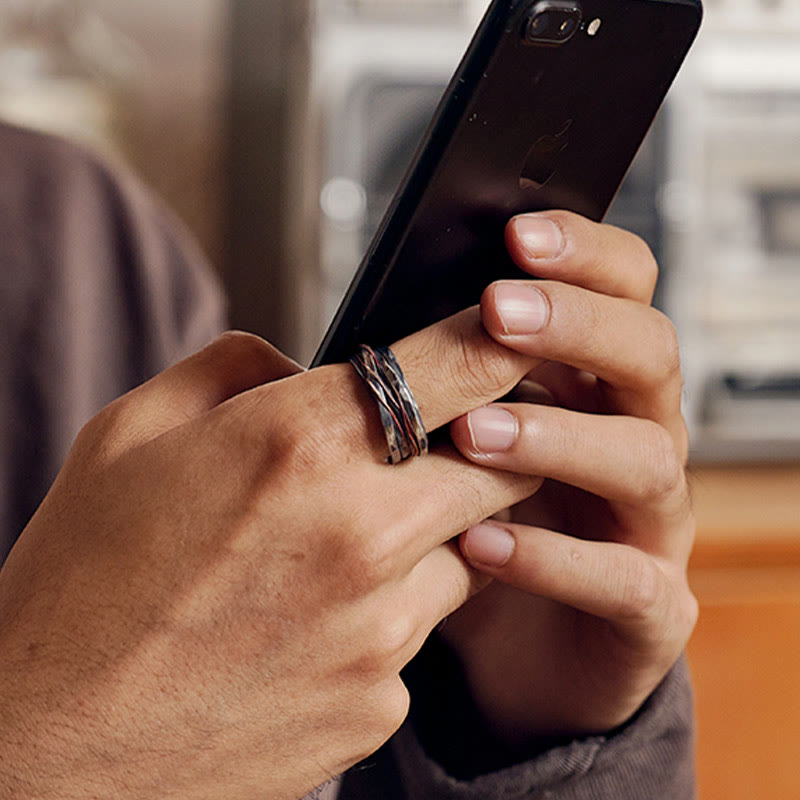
[
  {"left": 0, "top": 122, "right": 226, "bottom": 560},
  {"left": 337, "top": 638, "right": 695, "bottom": 800}
]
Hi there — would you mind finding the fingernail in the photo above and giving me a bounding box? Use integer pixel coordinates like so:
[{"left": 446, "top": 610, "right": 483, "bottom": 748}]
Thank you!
[
  {"left": 467, "top": 407, "right": 518, "bottom": 453},
  {"left": 464, "top": 523, "right": 515, "bottom": 567},
  {"left": 493, "top": 284, "right": 549, "bottom": 335},
  {"left": 514, "top": 215, "right": 565, "bottom": 260}
]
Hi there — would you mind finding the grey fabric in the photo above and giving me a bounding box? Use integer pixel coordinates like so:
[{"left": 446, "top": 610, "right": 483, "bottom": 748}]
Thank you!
[
  {"left": 338, "top": 658, "right": 695, "bottom": 800},
  {"left": 0, "top": 121, "right": 226, "bottom": 560},
  {"left": 305, "top": 780, "right": 343, "bottom": 800}
]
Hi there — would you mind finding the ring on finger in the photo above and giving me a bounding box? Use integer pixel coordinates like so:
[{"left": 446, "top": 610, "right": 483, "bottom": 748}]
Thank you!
[{"left": 350, "top": 345, "right": 429, "bottom": 465}]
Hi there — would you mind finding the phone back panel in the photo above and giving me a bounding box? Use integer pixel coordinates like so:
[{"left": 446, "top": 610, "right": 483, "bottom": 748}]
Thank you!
[{"left": 314, "top": 0, "right": 702, "bottom": 366}]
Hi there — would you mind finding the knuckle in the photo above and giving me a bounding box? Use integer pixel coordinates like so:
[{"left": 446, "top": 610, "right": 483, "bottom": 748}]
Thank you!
[
  {"left": 659, "top": 580, "right": 699, "bottom": 653},
  {"left": 638, "top": 422, "right": 686, "bottom": 504},
  {"left": 249, "top": 404, "right": 324, "bottom": 483},
  {"left": 74, "top": 402, "right": 116, "bottom": 445},
  {"left": 626, "top": 231, "right": 660, "bottom": 288},
  {"left": 71, "top": 397, "right": 131, "bottom": 465},
  {"left": 651, "top": 311, "right": 683, "bottom": 384},
  {"left": 618, "top": 555, "right": 665, "bottom": 624},
  {"left": 282, "top": 419, "right": 335, "bottom": 478},
  {"left": 368, "top": 615, "right": 417, "bottom": 668},
  {"left": 342, "top": 544, "right": 395, "bottom": 596},
  {"left": 209, "top": 330, "right": 306, "bottom": 401},
  {"left": 547, "top": 212, "right": 661, "bottom": 299},
  {"left": 681, "top": 588, "right": 700, "bottom": 634},
  {"left": 672, "top": 417, "right": 691, "bottom": 468},
  {"left": 214, "top": 329, "right": 268, "bottom": 358},
  {"left": 575, "top": 287, "right": 605, "bottom": 339},
  {"left": 599, "top": 222, "right": 660, "bottom": 293},
  {"left": 205, "top": 330, "right": 283, "bottom": 380},
  {"left": 252, "top": 381, "right": 354, "bottom": 480},
  {"left": 298, "top": 366, "right": 382, "bottom": 463},
  {"left": 453, "top": 324, "right": 518, "bottom": 400},
  {"left": 331, "top": 520, "right": 399, "bottom": 597},
  {"left": 351, "top": 622, "right": 410, "bottom": 685}
]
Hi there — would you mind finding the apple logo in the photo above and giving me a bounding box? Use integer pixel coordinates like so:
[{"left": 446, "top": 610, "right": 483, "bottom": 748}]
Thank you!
[{"left": 520, "top": 119, "right": 573, "bottom": 191}]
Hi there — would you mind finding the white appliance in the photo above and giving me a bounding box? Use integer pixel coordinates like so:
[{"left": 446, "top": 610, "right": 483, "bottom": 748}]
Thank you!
[{"left": 664, "top": 4, "right": 800, "bottom": 460}]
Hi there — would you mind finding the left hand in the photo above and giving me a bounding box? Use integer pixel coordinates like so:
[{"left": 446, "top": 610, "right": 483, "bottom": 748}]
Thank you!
[{"left": 442, "top": 210, "right": 698, "bottom": 743}]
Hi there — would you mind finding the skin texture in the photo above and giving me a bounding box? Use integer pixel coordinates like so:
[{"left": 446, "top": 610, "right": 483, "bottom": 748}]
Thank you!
[
  {"left": 0, "top": 211, "right": 697, "bottom": 797},
  {"left": 0, "top": 313, "right": 540, "bottom": 800},
  {"left": 445, "top": 211, "right": 698, "bottom": 743}
]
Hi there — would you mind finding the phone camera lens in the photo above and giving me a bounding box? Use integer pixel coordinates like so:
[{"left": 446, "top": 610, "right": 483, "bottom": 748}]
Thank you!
[
  {"left": 524, "top": 1, "right": 582, "bottom": 45},
  {"left": 528, "top": 11, "right": 550, "bottom": 38}
]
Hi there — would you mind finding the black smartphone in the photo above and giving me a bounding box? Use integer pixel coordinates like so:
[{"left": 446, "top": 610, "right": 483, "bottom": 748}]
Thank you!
[{"left": 312, "top": 0, "right": 702, "bottom": 367}]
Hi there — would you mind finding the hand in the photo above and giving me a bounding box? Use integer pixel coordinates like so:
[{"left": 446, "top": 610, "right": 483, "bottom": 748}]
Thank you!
[
  {"left": 0, "top": 316, "right": 539, "bottom": 800},
  {"left": 443, "top": 211, "right": 698, "bottom": 743}
]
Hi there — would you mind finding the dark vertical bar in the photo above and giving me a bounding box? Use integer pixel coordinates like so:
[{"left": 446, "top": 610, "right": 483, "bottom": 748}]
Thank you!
[{"left": 224, "top": 0, "right": 312, "bottom": 352}]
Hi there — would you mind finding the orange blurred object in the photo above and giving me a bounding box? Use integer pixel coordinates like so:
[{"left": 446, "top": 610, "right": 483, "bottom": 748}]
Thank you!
[{"left": 688, "top": 465, "right": 800, "bottom": 800}]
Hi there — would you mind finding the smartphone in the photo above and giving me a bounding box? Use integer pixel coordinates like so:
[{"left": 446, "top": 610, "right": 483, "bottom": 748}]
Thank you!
[{"left": 312, "top": 0, "right": 703, "bottom": 367}]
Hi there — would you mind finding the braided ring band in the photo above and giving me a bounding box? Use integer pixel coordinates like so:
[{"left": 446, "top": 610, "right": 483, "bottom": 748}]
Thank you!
[{"left": 350, "top": 345, "right": 429, "bottom": 465}]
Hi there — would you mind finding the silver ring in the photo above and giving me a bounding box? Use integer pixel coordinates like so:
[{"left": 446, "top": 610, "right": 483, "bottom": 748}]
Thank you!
[{"left": 350, "top": 345, "right": 429, "bottom": 465}]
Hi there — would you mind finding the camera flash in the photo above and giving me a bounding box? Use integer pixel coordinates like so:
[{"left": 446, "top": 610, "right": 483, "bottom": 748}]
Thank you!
[{"left": 587, "top": 18, "right": 601, "bottom": 36}]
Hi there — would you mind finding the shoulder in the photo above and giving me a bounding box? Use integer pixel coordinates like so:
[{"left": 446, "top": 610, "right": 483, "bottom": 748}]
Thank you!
[
  {"left": 0, "top": 119, "right": 91, "bottom": 164},
  {"left": 0, "top": 120, "right": 225, "bottom": 364},
  {"left": 0, "top": 120, "right": 120, "bottom": 204},
  {"left": 0, "top": 119, "right": 141, "bottom": 184},
  {"left": 0, "top": 120, "right": 191, "bottom": 249},
  {"left": 0, "top": 120, "right": 220, "bottom": 294}
]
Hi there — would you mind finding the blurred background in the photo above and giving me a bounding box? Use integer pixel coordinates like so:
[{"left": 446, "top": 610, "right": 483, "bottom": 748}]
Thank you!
[{"left": 0, "top": 0, "right": 797, "bottom": 796}]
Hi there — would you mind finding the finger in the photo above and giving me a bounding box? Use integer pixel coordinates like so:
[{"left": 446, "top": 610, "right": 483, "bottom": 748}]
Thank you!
[
  {"left": 459, "top": 521, "right": 698, "bottom": 647},
  {"left": 516, "top": 362, "right": 599, "bottom": 413},
  {"left": 480, "top": 280, "right": 686, "bottom": 450},
  {"left": 450, "top": 404, "right": 693, "bottom": 560},
  {"left": 90, "top": 332, "right": 303, "bottom": 457},
  {"left": 382, "top": 444, "right": 544, "bottom": 569},
  {"left": 505, "top": 211, "right": 658, "bottom": 304},
  {"left": 390, "top": 306, "right": 537, "bottom": 433},
  {"left": 301, "top": 308, "right": 538, "bottom": 467},
  {"left": 298, "top": 441, "right": 543, "bottom": 579},
  {"left": 506, "top": 376, "right": 558, "bottom": 407},
  {"left": 194, "top": 315, "right": 545, "bottom": 576},
  {"left": 333, "top": 543, "right": 487, "bottom": 679},
  {"left": 398, "top": 542, "right": 490, "bottom": 663},
  {"left": 210, "top": 366, "right": 545, "bottom": 576}
]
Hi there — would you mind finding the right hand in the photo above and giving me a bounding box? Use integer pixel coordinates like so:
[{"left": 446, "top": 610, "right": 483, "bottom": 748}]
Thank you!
[{"left": 0, "top": 317, "right": 538, "bottom": 800}]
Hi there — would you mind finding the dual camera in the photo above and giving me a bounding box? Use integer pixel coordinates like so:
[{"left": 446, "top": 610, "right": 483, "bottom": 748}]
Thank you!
[{"left": 524, "top": 0, "right": 594, "bottom": 45}]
